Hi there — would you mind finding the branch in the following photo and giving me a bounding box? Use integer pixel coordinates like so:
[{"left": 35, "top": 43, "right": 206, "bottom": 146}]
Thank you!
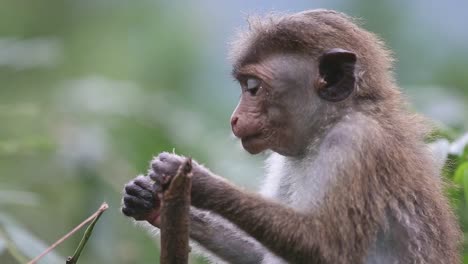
[
  {"left": 27, "top": 202, "right": 109, "bottom": 264},
  {"left": 66, "top": 202, "right": 109, "bottom": 264},
  {"left": 160, "top": 158, "right": 192, "bottom": 264}
]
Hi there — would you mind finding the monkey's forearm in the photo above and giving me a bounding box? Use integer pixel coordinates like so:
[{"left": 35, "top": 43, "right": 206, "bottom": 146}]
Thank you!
[
  {"left": 192, "top": 175, "right": 322, "bottom": 263},
  {"left": 189, "top": 207, "right": 266, "bottom": 264}
]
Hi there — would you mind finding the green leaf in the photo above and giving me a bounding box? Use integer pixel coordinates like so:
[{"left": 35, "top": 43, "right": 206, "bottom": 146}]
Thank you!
[
  {"left": 462, "top": 145, "right": 468, "bottom": 162},
  {"left": 456, "top": 163, "right": 468, "bottom": 205},
  {"left": 454, "top": 162, "right": 468, "bottom": 185}
]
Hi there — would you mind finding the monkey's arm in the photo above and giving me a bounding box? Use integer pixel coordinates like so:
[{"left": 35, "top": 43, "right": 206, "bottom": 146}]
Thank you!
[
  {"left": 151, "top": 138, "right": 381, "bottom": 264},
  {"left": 190, "top": 207, "right": 266, "bottom": 264},
  {"left": 192, "top": 176, "right": 326, "bottom": 263},
  {"left": 151, "top": 154, "right": 329, "bottom": 263},
  {"left": 193, "top": 174, "right": 381, "bottom": 264},
  {"left": 122, "top": 174, "right": 265, "bottom": 264},
  {"left": 193, "top": 141, "right": 379, "bottom": 263}
]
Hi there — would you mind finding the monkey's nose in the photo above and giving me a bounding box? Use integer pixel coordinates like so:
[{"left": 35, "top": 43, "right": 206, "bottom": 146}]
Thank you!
[{"left": 230, "top": 116, "right": 239, "bottom": 128}]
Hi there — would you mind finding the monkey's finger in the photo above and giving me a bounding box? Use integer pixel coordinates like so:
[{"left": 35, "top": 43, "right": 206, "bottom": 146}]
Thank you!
[
  {"left": 122, "top": 206, "right": 145, "bottom": 218},
  {"left": 148, "top": 168, "right": 170, "bottom": 186},
  {"left": 151, "top": 159, "right": 178, "bottom": 176},
  {"left": 148, "top": 171, "right": 168, "bottom": 195},
  {"left": 121, "top": 206, "right": 136, "bottom": 217},
  {"left": 123, "top": 194, "right": 154, "bottom": 210},
  {"left": 153, "top": 182, "right": 164, "bottom": 193},
  {"left": 148, "top": 170, "right": 162, "bottom": 185},
  {"left": 133, "top": 175, "right": 154, "bottom": 191},
  {"left": 148, "top": 170, "right": 159, "bottom": 182},
  {"left": 121, "top": 207, "right": 148, "bottom": 221},
  {"left": 124, "top": 183, "right": 153, "bottom": 200},
  {"left": 157, "top": 152, "right": 183, "bottom": 163},
  {"left": 157, "top": 152, "right": 171, "bottom": 161},
  {"left": 151, "top": 154, "right": 182, "bottom": 174}
]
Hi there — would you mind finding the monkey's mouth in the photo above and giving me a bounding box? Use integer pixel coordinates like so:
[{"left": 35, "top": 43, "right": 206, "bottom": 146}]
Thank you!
[
  {"left": 241, "top": 133, "right": 266, "bottom": 154},
  {"left": 241, "top": 132, "right": 263, "bottom": 143}
]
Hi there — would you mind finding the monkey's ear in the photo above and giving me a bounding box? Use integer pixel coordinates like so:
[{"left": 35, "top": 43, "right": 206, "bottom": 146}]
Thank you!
[{"left": 317, "top": 48, "right": 356, "bottom": 102}]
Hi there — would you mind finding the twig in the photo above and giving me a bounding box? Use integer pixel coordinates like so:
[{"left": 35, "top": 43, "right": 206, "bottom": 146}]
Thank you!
[
  {"left": 66, "top": 202, "right": 108, "bottom": 264},
  {"left": 27, "top": 202, "right": 109, "bottom": 264},
  {"left": 160, "top": 158, "right": 193, "bottom": 264}
]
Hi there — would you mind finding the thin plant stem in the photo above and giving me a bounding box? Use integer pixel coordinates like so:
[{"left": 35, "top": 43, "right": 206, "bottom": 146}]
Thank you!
[
  {"left": 66, "top": 202, "right": 108, "bottom": 264},
  {"left": 27, "top": 202, "right": 109, "bottom": 264}
]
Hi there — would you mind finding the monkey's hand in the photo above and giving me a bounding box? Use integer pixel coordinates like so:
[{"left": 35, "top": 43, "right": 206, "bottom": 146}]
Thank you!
[
  {"left": 149, "top": 152, "right": 203, "bottom": 191},
  {"left": 149, "top": 152, "right": 212, "bottom": 207},
  {"left": 121, "top": 175, "right": 162, "bottom": 227}
]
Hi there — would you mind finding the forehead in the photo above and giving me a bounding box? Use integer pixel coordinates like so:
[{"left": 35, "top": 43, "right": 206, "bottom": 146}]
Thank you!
[{"left": 233, "top": 53, "right": 315, "bottom": 82}]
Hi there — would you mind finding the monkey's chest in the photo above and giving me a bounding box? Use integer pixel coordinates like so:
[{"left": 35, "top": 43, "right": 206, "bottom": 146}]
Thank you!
[{"left": 261, "top": 158, "right": 333, "bottom": 211}]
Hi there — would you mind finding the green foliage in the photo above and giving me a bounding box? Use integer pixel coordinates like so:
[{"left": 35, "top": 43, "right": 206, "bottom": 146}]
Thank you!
[
  {"left": 0, "top": 1, "right": 467, "bottom": 263},
  {"left": 447, "top": 144, "right": 468, "bottom": 256}
]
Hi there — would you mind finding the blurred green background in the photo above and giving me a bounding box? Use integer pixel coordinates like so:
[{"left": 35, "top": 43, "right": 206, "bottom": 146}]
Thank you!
[{"left": 0, "top": 1, "right": 467, "bottom": 263}]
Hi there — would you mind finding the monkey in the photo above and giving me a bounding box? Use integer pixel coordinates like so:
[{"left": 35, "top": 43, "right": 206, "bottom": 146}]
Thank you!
[{"left": 121, "top": 9, "right": 461, "bottom": 264}]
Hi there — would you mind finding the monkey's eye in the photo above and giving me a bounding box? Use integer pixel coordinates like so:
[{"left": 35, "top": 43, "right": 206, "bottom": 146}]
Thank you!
[{"left": 245, "top": 78, "right": 262, "bottom": 96}]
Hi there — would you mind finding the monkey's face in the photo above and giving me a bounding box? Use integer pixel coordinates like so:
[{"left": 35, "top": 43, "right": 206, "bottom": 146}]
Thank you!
[{"left": 231, "top": 50, "right": 356, "bottom": 156}]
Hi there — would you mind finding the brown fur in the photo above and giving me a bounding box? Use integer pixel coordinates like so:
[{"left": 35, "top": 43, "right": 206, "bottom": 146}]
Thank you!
[
  {"left": 230, "top": 10, "right": 395, "bottom": 101},
  {"left": 123, "top": 9, "right": 462, "bottom": 264},
  {"left": 222, "top": 9, "right": 461, "bottom": 263}
]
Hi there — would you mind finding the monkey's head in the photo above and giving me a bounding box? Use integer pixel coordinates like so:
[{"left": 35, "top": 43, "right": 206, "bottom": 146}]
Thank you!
[{"left": 229, "top": 10, "right": 396, "bottom": 156}]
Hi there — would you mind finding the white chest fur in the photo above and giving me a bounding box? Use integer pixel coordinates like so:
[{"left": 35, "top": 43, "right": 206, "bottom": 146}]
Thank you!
[
  {"left": 259, "top": 153, "right": 403, "bottom": 264},
  {"left": 259, "top": 153, "right": 335, "bottom": 264},
  {"left": 260, "top": 153, "right": 333, "bottom": 212}
]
